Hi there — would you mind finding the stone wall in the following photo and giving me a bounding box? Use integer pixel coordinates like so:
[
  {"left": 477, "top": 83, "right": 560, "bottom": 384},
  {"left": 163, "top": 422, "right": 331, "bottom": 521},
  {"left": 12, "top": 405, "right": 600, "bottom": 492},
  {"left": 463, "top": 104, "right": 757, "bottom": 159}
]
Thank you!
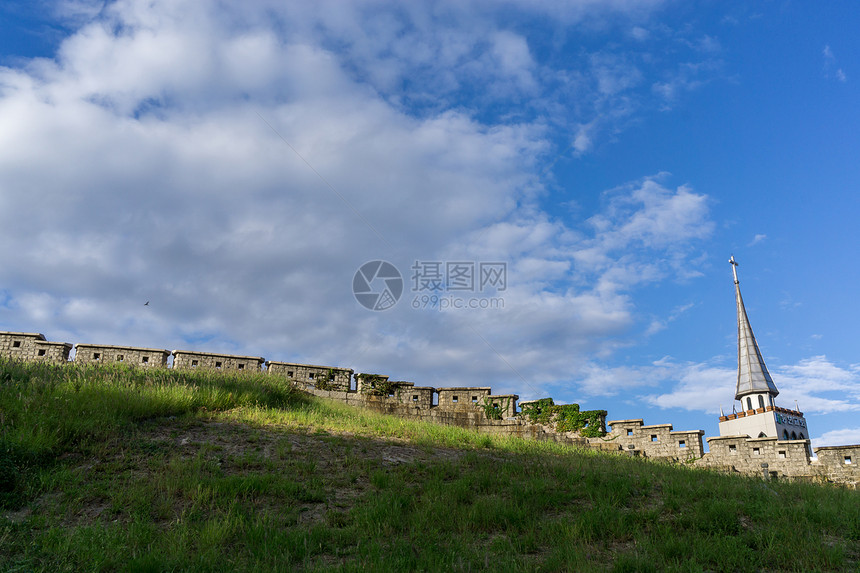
[
  {"left": 266, "top": 361, "right": 353, "bottom": 391},
  {"left": 2, "top": 330, "right": 858, "bottom": 486},
  {"left": 74, "top": 344, "right": 171, "bottom": 368},
  {"left": 172, "top": 350, "right": 264, "bottom": 373},
  {"left": 697, "top": 435, "right": 814, "bottom": 478},
  {"left": 0, "top": 332, "right": 72, "bottom": 363},
  {"left": 603, "top": 419, "right": 705, "bottom": 461},
  {"left": 811, "top": 445, "right": 860, "bottom": 487}
]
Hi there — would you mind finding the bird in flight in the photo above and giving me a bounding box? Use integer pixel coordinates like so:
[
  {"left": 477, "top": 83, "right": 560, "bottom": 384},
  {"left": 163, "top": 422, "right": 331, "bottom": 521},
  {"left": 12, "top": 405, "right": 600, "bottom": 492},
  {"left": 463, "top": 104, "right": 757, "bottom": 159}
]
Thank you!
[{"left": 144, "top": 301, "right": 150, "bottom": 306}]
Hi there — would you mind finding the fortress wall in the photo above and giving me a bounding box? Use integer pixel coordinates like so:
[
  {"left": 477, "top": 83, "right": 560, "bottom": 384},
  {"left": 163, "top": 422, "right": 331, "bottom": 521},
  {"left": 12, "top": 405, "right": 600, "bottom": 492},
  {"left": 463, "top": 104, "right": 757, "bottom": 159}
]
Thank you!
[
  {"left": 266, "top": 361, "right": 353, "bottom": 391},
  {"left": 487, "top": 394, "right": 518, "bottom": 418},
  {"left": 74, "top": 344, "right": 171, "bottom": 368},
  {"left": 2, "top": 330, "right": 858, "bottom": 486},
  {"left": 812, "top": 445, "right": 860, "bottom": 487},
  {"left": 172, "top": 350, "right": 264, "bottom": 373},
  {"left": 436, "top": 387, "right": 492, "bottom": 411},
  {"left": 298, "top": 383, "right": 592, "bottom": 447},
  {"left": 606, "top": 419, "right": 705, "bottom": 460},
  {"left": 355, "top": 373, "right": 389, "bottom": 394},
  {"left": 0, "top": 332, "right": 72, "bottom": 363},
  {"left": 696, "top": 436, "right": 814, "bottom": 478}
]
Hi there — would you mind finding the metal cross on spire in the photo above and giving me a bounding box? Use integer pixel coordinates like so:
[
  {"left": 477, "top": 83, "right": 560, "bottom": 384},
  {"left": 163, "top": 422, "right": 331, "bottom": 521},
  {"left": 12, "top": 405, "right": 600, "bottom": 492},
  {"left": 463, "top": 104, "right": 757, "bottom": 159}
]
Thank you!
[{"left": 729, "top": 255, "right": 739, "bottom": 284}]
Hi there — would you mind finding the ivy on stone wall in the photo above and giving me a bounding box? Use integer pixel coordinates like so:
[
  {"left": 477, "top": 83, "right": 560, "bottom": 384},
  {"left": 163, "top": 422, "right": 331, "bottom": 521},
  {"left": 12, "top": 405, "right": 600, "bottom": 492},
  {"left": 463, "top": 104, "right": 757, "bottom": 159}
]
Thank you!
[
  {"left": 313, "top": 369, "right": 338, "bottom": 391},
  {"left": 519, "top": 398, "right": 607, "bottom": 438},
  {"left": 358, "top": 374, "right": 395, "bottom": 397},
  {"left": 481, "top": 397, "right": 511, "bottom": 420}
]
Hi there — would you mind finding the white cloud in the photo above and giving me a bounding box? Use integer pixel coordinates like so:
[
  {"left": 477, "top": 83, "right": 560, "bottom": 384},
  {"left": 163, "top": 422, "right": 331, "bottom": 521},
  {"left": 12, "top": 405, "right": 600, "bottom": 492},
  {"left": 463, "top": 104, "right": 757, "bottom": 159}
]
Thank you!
[
  {"left": 748, "top": 233, "right": 766, "bottom": 246},
  {"left": 813, "top": 428, "right": 860, "bottom": 448},
  {"left": 823, "top": 44, "right": 848, "bottom": 82},
  {"left": 639, "top": 355, "right": 860, "bottom": 416},
  {"left": 0, "top": 0, "right": 721, "bottom": 401}
]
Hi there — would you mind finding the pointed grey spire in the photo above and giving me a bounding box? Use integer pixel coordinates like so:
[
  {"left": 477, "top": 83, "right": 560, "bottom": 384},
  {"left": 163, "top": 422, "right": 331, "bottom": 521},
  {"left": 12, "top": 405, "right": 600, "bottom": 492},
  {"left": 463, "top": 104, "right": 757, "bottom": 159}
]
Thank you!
[{"left": 730, "top": 256, "right": 779, "bottom": 400}]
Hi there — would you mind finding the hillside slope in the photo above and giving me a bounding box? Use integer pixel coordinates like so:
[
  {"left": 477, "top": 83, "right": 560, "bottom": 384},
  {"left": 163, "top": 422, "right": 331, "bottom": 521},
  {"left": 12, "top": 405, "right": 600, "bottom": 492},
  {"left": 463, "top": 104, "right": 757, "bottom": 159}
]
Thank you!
[{"left": 1, "top": 359, "right": 858, "bottom": 572}]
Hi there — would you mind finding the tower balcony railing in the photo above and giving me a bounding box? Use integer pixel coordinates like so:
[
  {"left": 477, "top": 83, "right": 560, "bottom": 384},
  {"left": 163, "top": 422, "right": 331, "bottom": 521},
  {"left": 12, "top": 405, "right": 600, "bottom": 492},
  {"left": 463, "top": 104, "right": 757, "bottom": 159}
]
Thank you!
[{"left": 719, "top": 405, "right": 803, "bottom": 422}]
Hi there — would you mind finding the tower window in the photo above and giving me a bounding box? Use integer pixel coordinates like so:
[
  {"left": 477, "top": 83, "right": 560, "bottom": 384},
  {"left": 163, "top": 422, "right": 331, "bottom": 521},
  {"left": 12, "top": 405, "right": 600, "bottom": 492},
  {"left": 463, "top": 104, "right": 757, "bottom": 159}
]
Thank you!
[
  {"left": 758, "top": 395, "right": 765, "bottom": 409},
  {"left": 651, "top": 435, "right": 658, "bottom": 442},
  {"left": 753, "top": 448, "right": 760, "bottom": 456},
  {"left": 142, "top": 356, "right": 149, "bottom": 364},
  {"left": 778, "top": 450, "right": 786, "bottom": 459},
  {"left": 287, "top": 371, "right": 293, "bottom": 377},
  {"left": 93, "top": 352, "right": 101, "bottom": 360},
  {"left": 37, "top": 349, "right": 46, "bottom": 356},
  {"left": 845, "top": 456, "right": 853, "bottom": 465},
  {"left": 12, "top": 341, "right": 21, "bottom": 348},
  {"left": 116, "top": 355, "right": 124, "bottom": 362},
  {"left": 308, "top": 373, "right": 315, "bottom": 379},
  {"left": 452, "top": 396, "right": 458, "bottom": 403},
  {"left": 678, "top": 440, "right": 686, "bottom": 448},
  {"left": 191, "top": 360, "right": 199, "bottom": 367},
  {"left": 238, "top": 364, "right": 245, "bottom": 370},
  {"left": 746, "top": 397, "right": 753, "bottom": 411},
  {"left": 626, "top": 429, "right": 633, "bottom": 436},
  {"left": 215, "top": 361, "right": 222, "bottom": 369},
  {"left": 412, "top": 395, "right": 418, "bottom": 402},
  {"left": 729, "top": 445, "right": 737, "bottom": 454}
]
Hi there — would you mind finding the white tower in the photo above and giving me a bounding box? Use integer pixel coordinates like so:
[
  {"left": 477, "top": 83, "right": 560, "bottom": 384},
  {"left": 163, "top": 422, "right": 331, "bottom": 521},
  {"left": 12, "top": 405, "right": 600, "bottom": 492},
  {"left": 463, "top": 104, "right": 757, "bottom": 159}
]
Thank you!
[{"left": 718, "top": 257, "right": 810, "bottom": 440}]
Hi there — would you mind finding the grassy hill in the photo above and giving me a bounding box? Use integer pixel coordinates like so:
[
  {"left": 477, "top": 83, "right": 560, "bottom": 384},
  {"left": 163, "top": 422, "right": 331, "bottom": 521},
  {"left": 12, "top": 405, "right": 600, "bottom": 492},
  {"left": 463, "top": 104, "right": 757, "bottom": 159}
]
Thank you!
[{"left": 1, "top": 358, "right": 858, "bottom": 572}]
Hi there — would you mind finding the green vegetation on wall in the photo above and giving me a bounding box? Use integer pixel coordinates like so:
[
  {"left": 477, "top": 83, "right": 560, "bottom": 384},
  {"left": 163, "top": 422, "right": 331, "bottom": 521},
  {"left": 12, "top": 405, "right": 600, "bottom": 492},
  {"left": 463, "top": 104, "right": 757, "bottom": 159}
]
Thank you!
[
  {"left": 357, "top": 374, "right": 395, "bottom": 397},
  {"left": 519, "top": 398, "right": 607, "bottom": 438},
  {"left": 480, "top": 397, "right": 511, "bottom": 420}
]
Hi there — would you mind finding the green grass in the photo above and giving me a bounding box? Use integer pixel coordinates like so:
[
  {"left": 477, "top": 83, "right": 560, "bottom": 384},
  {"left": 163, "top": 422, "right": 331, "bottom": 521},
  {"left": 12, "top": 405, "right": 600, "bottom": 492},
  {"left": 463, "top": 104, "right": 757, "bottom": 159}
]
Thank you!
[{"left": 1, "top": 358, "right": 858, "bottom": 572}]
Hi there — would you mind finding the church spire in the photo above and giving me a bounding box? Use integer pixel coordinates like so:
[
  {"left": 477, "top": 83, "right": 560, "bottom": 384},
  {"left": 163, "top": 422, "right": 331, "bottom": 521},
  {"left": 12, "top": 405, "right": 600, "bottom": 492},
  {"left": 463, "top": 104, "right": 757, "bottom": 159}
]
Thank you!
[{"left": 730, "top": 256, "right": 779, "bottom": 400}]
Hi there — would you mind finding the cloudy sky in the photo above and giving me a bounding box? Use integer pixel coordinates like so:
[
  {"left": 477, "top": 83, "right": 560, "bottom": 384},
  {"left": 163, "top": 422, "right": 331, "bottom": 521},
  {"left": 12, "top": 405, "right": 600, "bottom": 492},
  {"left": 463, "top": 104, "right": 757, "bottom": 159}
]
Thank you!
[{"left": 2, "top": 0, "right": 858, "bottom": 448}]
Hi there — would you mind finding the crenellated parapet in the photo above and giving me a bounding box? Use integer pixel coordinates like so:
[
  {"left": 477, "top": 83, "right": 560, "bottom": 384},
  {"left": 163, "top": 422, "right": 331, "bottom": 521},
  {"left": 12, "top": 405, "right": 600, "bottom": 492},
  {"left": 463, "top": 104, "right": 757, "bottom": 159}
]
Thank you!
[
  {"left": 172, "top": 350, "right": 264, "bottom": 373},
  {"left": 0, "top": 332, "right": 72, "bottom": 363},
  {"left": 2, "top": 329, "right": 858, "bottom": 486},
  {"left": 74, "top": 343, "right": 171, "bottom": 368},
  {"left": 812, "top": 445, "right": 860, "bottom": 487},
  {"left": 604, "top": 419, "right": 705, "bottom": 460},
  {"left": 267, "top": 361, "right": 353, "bottom": 391}
]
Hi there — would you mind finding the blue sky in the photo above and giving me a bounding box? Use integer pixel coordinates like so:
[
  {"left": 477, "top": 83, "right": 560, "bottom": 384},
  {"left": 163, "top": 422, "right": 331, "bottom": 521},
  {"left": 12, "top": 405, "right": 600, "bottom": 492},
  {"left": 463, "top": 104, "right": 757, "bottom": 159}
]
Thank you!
[{"left": 1, "top": 0, "right": 858, "bottom": 448}]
